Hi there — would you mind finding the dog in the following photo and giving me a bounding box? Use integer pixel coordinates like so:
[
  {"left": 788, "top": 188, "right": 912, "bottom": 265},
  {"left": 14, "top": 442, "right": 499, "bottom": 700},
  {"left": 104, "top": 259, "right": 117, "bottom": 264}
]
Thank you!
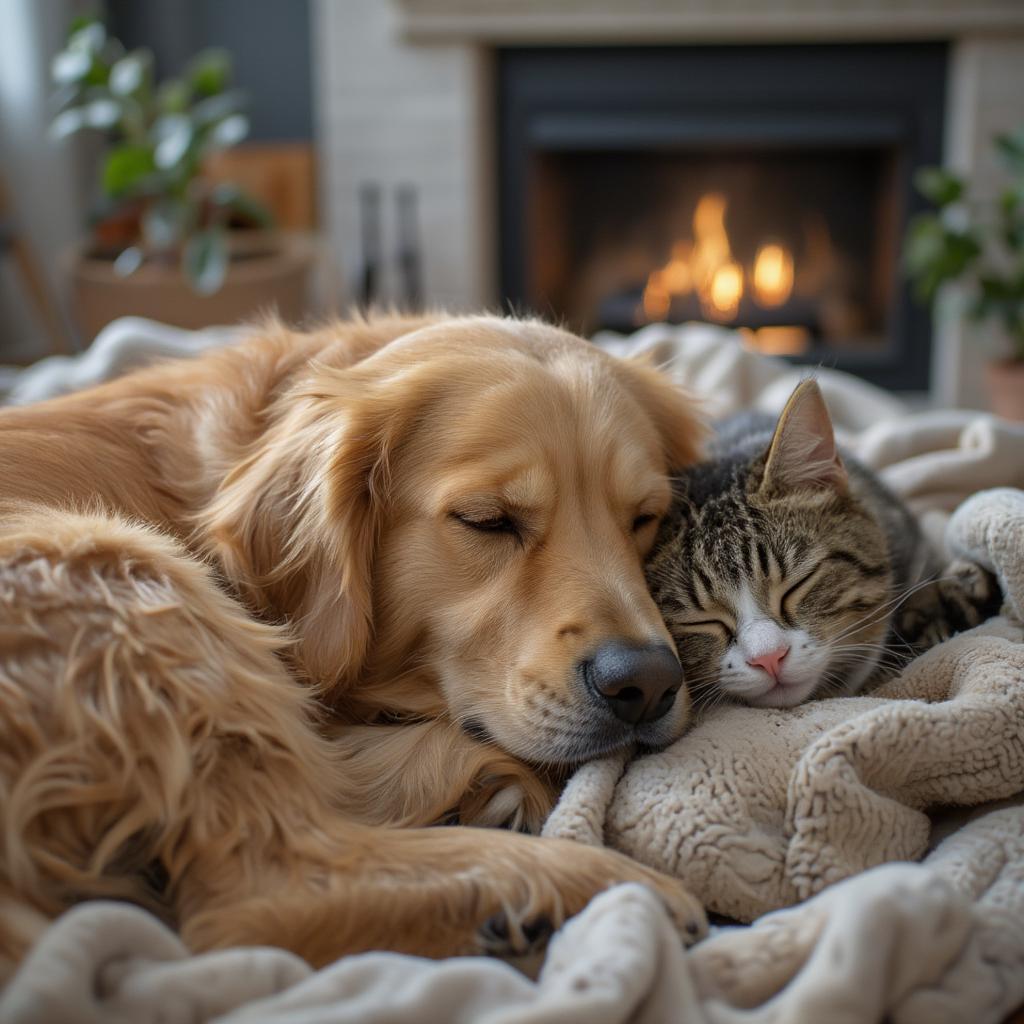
[{"left": 0, "top": 314, "right": 706, "bottom": 974}]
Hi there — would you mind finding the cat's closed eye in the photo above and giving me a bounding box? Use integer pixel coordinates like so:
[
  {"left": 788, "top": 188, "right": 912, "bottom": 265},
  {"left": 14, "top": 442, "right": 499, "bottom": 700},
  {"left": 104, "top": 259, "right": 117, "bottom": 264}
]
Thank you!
[
  {"left": 675, "top": 616, "right": 733, "bottom": 636},
  {"left": 778, "top": 566, "right": 823, "bottom": 617}
]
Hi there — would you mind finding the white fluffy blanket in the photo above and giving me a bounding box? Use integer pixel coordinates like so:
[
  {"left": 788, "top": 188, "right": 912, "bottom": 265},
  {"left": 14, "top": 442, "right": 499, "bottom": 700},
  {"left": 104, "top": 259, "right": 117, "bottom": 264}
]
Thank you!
[{"left": 2, "top": 319, "right": 1024, "bottom": 1024}]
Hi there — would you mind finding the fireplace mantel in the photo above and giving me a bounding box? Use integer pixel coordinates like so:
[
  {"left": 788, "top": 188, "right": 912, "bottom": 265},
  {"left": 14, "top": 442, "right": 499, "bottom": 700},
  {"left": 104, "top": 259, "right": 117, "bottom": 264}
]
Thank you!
[{"left": 393, "top": 0, "right": 1024, "bottom": 42}]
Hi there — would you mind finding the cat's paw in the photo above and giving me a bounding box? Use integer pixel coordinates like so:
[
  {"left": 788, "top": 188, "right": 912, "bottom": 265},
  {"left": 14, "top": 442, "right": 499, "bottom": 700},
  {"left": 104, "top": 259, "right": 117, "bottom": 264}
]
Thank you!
[
  {"left": 947, "top": 559, "right": 1002, "bottom": 618},
  {"left": 897, "top": 560, "right": 1002, "bottom": 653}
]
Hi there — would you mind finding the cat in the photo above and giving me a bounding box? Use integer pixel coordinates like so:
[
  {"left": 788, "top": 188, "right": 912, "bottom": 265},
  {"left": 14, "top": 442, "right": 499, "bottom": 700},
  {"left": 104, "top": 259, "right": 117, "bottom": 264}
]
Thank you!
[{"left": 646, "top": 379, "right": 1001, "bottom": 710}]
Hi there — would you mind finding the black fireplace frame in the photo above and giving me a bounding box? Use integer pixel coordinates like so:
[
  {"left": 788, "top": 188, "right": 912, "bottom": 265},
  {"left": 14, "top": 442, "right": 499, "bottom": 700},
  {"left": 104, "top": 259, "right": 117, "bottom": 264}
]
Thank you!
[{"left": 497, "top": 43, "right": 948, "bottom": 391}]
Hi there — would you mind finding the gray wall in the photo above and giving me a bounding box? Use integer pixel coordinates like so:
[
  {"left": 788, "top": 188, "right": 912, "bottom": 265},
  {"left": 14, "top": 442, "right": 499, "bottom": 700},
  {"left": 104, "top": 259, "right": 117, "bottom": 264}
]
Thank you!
[{"left": 107, "top": 0, "right": 313, "bottom": 141}]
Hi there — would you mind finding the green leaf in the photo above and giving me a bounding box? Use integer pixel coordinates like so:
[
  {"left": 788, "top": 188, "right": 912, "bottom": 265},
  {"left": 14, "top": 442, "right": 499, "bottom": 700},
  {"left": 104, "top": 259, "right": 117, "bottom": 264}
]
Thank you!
[
  {"left": 83, "top": 58, "right": 111, "bottom": 87},
  {"left": 102, "top": 144, "right": 156, "bottom": 198},
  {"left": 109, "top": 50, "right": 153, "bottom": 97},
  {"left": 205, "top": 113, "right": 249, "bottom": 151},
  {"left": 52, "top": 49, "right": 92, "bottom": 85},
  {"left": 191, "top": 90, "right": 245, "bottom": 127},
  {"left": 914, "top": 167, "right": 964, "bottom": 207},
  {"left": 113, "top": 246, "right": 144, "bottom": 277},
  {"left": 903, "top": 214, "right": 981, "bottom": 300},
  {"left": 211, "top": 183, "right": 274, "bottom": 228},
  {"left": 142, "top": 199, "right": 186, "bottom": 251},
  {"left": 995, "top": 130, "right": 1024, "bottom": 174},
  {"left": 152, "top": 114, "right": 194, "bottom": 170},
  {"left": 51, "top": 82, "right": 85, "bottom": 113},
  {"left": 83, "top": 96, "right": 122, "bottom": 129},
  {"left": 183, "top": 229, "right": 229, "bottom": 294},
  {"left": 970, "top": 272, "right": 1024, "bottom": 348},
  {"left": 187, "top": 48, "right": 231, "bottom": 97},
  {"left": 68, "top": 14, "right": 101, "bottom": 37},
  {"left": 979, "top": 272, "right": 1024, "bottom": 305},
  {"left": 50, "top": 107, "right": 88, "bottom": 140},
  {"left": 157, "top": 78, "right": 191, "bottom": 114},
  {"left": 67, "top": 20, "right": 106, "bottom": 55},
  {"left": 209, "top": 182, "right": 242, "bottom": 206},
  {"left": 903, "top": 214, "right": 944, "bottom": 272},
  {"left": 99, "top": 37, "right": 127, "bottom": 68},
  {"left": 999, "top": 187, "right": 1024, "bottom": 249}
]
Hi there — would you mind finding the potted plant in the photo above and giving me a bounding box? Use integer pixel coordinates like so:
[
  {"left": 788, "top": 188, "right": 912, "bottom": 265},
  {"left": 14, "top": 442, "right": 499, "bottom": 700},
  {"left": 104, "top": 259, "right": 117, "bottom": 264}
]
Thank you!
[
  {"left": 904, "top": 128, "right": 1024, "bottom": 420},
  {"left": 51, "top": 17, "right": 313, "bottom": 341}
]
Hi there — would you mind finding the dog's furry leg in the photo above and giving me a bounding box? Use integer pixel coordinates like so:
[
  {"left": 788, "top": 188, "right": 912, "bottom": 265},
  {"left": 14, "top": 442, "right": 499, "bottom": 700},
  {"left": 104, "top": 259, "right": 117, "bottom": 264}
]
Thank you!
[
  {"left": 325, "top": 719, "right": 561, "bottom": 831},
  {"left": 181, "top": 820, "right": 706, "bottom": 965}
]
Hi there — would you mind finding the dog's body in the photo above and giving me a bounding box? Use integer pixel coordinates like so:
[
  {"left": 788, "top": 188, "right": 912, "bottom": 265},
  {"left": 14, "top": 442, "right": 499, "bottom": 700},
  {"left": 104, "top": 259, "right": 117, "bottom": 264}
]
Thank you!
[{"left": 0, "top": 314, "right": 705, "bottom": 975}]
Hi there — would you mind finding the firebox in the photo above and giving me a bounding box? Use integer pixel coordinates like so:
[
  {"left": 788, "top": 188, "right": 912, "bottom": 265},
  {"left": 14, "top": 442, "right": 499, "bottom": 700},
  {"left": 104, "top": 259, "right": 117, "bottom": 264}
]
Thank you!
[{"left": 497, "top": 44, "right": 947, "bottom": 390}]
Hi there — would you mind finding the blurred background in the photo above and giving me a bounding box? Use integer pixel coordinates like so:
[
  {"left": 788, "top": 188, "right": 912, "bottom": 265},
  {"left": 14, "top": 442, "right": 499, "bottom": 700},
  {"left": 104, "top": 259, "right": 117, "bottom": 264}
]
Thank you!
[{"left": 2, "top": 0, "right": 1023, "bottom": 414}]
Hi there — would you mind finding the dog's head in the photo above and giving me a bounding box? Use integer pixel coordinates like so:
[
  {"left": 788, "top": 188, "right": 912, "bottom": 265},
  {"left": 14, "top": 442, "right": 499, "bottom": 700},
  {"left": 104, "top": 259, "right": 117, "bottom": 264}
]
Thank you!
[{"left": 210, "top": 316, "right": 705, "bottom": 765}]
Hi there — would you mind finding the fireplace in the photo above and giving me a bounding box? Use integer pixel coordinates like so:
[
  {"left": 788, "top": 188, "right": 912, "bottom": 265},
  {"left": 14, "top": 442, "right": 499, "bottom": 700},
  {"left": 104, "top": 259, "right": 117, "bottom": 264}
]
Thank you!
[{"left": 497, "top": 44, "right": 947, "bottom": 390}]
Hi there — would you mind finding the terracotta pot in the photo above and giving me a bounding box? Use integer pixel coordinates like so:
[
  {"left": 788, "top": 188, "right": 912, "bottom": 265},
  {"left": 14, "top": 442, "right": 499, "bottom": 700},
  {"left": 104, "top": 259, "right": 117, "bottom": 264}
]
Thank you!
[
  {"left": 69, "top": 232, "right": 315, "bottom": 343},
  {"left": 985, "top": 358, "right": 1024, "bottom": 421}
]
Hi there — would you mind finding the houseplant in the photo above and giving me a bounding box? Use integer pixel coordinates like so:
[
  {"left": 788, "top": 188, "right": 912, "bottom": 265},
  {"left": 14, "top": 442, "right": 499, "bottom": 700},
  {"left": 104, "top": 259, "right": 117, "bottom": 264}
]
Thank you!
[
  {"left": 51, "top": 17, "right": 312, "bottom": 340},
  {"left": 904, "top": 127, "right": 1024, "bottom": 419}
]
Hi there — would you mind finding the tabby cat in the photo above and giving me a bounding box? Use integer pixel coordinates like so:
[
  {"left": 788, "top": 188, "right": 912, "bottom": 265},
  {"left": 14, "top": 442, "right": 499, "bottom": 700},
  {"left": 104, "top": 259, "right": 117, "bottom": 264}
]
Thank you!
[{"left": 646, "top": 379, "right": 1000, "bottom": 709}]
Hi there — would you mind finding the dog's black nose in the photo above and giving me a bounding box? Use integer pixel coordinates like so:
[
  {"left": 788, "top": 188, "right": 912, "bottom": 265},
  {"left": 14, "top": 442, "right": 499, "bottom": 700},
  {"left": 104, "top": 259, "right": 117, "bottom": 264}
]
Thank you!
[{"left": 583, "top": 642, "right": 682, "bottom": 725}]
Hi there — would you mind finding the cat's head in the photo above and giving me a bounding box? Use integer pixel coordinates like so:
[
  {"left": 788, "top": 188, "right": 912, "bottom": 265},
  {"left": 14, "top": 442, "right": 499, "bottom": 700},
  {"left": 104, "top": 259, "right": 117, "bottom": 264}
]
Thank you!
[{"left": 647, "top": 379, "right": 893, "bottom": 709}]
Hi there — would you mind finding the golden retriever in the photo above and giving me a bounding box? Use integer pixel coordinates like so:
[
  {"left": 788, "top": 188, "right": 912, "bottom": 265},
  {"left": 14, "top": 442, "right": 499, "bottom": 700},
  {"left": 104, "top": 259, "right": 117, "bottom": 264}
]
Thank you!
[{"left": 0, "top": 313, "right": 706, "bottom": 975}]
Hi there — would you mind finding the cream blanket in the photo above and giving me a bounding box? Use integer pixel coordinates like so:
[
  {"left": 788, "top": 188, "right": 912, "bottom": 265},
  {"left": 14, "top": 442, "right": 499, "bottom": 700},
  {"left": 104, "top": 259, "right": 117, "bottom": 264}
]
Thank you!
[
  {"left": 543, "top": 489, "right": 1024, "bottom": 916},
  {"left": 2, "top": 319, "right": 1024, "bottom": 1024}
]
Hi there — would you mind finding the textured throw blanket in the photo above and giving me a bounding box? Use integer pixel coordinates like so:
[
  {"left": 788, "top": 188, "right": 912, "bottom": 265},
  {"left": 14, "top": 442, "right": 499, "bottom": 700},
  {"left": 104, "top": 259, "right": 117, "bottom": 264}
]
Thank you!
[{"left": 2, "top": 319, "right": 1024, "bottom": 1024}]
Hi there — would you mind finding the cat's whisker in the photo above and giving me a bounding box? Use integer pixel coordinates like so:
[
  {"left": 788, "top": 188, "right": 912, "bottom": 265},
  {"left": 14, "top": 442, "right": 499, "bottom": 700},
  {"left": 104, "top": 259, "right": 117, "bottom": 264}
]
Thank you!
[
  {"left": 681, "top": 673, "right": 723, "bottom": 689},
  {"left": 686, "top": 682, "right": 723, "bottom": 695},
  {"left": 830, "top": 641, "right": 913, "bottom": 662},
  {"left": 826, "top": 574, "right": 960, "bottom": 645},
  {"left": 816, "top": 671, "right": 848, "bottom": 697}
]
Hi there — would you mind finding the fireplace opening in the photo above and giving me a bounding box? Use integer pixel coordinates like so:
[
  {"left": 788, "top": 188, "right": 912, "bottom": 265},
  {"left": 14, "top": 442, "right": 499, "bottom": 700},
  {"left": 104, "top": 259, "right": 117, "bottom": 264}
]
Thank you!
[
  {"left": 499, "top": 44, "right": 948, "bottom": 389},
  {"left": 532, "top": 146, "right": 899, "bottom": 359}
]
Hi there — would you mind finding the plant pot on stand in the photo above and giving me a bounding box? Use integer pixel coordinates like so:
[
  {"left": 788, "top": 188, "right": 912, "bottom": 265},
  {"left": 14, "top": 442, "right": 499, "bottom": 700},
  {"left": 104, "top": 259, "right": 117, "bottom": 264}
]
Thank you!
[{"left": 69, "top": 231, "right": 314, "bottom": 342}]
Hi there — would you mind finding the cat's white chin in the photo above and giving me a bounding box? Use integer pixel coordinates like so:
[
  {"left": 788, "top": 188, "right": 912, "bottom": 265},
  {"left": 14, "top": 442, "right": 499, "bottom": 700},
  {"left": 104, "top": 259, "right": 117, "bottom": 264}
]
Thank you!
[{"left": 744, "top": 679, "right": 818, "bottom": 708}]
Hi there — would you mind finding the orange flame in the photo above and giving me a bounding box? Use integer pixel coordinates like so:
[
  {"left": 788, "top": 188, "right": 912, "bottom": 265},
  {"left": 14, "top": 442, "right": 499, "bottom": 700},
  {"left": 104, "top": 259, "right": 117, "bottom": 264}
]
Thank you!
[
  {"left": 639, "top": 194, "right": 796, "bottom": 325},
  {"left": 642, "top": 269, "right": 671, "bottom": 322},
  {"left": 708, "top": 261, "right": 743, "bottom": 319},
  {"left": 752, "top": 243, "right": 794, "bottom": 307}
]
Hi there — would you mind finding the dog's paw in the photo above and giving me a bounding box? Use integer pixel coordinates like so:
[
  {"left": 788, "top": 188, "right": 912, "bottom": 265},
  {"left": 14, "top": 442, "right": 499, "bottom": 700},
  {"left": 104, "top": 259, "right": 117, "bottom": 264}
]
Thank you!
[
  {"left": 477, "top": 910, "right": 555, "bottom": 958},
  {"left": 469, "top": 836, "right": 707, "bottom": 958},
  {"left": 349, "top": 825, "right": 706, "bottom": 961}
]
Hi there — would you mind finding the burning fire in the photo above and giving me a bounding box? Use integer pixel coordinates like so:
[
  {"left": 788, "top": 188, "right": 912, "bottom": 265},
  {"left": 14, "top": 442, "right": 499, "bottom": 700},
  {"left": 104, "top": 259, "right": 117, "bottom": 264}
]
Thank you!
[
  {"left": 641, "top": 194, "right": 795, "bottom": 323},
  {"left": 752, "top": 242, "right": 795, "bottom": 308},
  {"left": 708, "top": 261, "right": 743, "bottom": 319}
]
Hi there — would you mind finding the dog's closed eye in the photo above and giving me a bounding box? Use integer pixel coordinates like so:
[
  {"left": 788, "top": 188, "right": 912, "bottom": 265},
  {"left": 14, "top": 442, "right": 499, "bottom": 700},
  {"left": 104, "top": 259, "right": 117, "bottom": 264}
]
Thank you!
[
  {"left": 632, "top": 513, "right": 659, "bottom": 532},
  {"left": 451, "top": 511, "right": 520, "bottom": 537}
]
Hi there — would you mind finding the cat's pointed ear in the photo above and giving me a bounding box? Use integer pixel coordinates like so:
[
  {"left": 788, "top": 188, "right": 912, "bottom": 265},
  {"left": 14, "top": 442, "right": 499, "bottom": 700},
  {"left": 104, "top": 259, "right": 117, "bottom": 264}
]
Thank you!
[{"left": 759, "top": 380, "right": 848, "bottom": 494}]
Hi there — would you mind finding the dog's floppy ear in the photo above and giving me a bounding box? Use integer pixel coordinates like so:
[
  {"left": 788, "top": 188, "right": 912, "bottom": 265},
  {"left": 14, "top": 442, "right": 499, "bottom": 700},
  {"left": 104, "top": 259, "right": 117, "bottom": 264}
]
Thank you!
[
  {"left": 201, "top": 361, "right": 420, "bottom": 694},
  {"left": 618, "top": 353, "right": 708, "bottom": 472}
]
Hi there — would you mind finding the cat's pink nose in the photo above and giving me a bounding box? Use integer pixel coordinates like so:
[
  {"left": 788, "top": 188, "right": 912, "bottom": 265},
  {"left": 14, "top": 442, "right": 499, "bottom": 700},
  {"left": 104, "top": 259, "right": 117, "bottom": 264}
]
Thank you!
[{"left": 747, "top": 645, "right": 790, "bottom": 680}]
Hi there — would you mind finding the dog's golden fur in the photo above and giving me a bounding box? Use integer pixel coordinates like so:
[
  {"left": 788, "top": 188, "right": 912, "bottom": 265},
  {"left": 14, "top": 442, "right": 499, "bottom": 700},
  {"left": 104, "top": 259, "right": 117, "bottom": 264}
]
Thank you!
[{"left": 0, "top": 314, "right": 706, "bottom": 976}]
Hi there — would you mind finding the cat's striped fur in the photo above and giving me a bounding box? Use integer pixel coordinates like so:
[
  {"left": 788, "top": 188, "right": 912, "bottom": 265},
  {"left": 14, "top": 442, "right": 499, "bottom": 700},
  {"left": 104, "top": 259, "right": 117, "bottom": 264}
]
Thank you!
[{"left": 647, "top": 380, "right": 1000, "bottom": 709}]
